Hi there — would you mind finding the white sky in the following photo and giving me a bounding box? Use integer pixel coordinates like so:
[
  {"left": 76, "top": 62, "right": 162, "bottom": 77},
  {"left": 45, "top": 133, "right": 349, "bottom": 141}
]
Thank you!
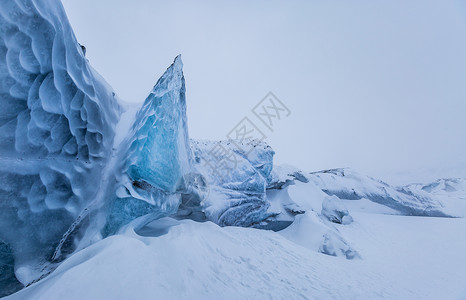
[{"left": 61, "top": 0, "right": 466, "bottom": 184}]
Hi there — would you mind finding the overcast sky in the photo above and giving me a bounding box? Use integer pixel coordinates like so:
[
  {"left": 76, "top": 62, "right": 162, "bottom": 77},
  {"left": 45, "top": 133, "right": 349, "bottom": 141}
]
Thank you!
[{"left": 61, "top": 0, "right": 466, "bottom": 184}]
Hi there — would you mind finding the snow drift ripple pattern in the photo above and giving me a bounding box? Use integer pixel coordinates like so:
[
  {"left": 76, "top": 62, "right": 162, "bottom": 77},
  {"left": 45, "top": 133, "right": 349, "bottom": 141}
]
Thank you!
[{"left": 0, "top": 0, "right": 120, "bottom": 294}]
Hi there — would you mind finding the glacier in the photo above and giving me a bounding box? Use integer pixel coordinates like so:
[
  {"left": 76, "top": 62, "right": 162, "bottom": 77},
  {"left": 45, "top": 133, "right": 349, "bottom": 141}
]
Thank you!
[
  {"left": 104, "top": 61, "right": 278, "bottom": 235},
  {"left": 0, "top": 0, "right": 121, "bottom": 295},
  {"left": 186, "top": 139, "right": 275, "bottom": 227},
  {"left": 0, "top": 0, "right": 460, "bottom": 297},
  {"left": 104, "top": 55, "right": 192, "bottom": 236}
]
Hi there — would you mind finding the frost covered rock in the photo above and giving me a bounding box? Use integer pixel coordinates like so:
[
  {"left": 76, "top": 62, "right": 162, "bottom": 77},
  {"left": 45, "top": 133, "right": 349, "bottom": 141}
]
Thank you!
[
  {"left": 188, "top": 139, "right": 274, "bottom": 227},
  {"left": 308, "top": 168, "right": 449, "bottom": 217},
  {"left": 0, "top": 0, "right": 120, "bottom": 292},
  {"left": 105, "top": 55, "right": 192, "bottom": 235},
  {"left": 321, "top": 195, "right": 353, "bottom": 224}
]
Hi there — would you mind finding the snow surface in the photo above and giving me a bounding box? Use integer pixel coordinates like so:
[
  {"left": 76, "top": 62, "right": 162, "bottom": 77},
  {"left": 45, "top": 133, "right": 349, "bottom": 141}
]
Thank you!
[{"left": 7, "top": 181, "right": 466, "bottom": 299}]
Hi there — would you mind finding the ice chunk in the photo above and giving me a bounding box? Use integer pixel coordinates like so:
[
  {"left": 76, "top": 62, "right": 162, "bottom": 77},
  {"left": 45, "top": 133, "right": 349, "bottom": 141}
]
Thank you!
[
  {"left": 186, "top": 139, "right": 274, "bottom": 227},
  {"left": 230, "top": 139, "right": 275, "bottom": 181},
  {"left": 124, "top": 55, "right": 191, "bottom": 192},
  {"left": 321, "top": 195, "right": 353, "bottom": 224},
  {"left": 308, "top": 168, "right": 449, "bottom": 217},
  {"left": 104, "top": 56, "right": 192, "bottom": 235},
  {"left": 0, "top": 0, "right": 121, "bottom": 292}
]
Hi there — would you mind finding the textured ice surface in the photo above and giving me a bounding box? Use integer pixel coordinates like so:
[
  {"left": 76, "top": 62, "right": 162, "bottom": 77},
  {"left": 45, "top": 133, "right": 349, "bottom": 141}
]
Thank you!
[
  {"left": 0, "top": 0, "right": 120, "bottom": 292},
  {"left": 104, "top": 56, "right": 192, "bottom": 235},
  {"left": 0, "top": 240, "right": 22, "bottom": 298},
  {"left": 187, "top": 139, "right": 274, "bottom": 227},
  {"left": 321, "top": 195, "right": 353, "bottom": 224},
  {"left": 308, "top": 168, "right": 449, "bottom": 217}
]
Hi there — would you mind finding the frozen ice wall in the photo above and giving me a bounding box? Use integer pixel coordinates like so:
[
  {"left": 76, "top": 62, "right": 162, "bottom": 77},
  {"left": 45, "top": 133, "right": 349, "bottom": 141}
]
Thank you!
[
  {"left": 105, "top": 56, "right": 192, "bottom": 235},
  {"left": 104, "top": 58, "right": 279, "bottom": 234},
  {"left": 187, "top": 139, "right": 275, "bottom": 227},
  {"left": 0, "top": 0, "right": 121, "bottom": 293}
]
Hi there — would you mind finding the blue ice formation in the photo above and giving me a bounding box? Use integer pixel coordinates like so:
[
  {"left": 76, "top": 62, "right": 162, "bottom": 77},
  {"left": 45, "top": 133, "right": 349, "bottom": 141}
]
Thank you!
[
  {"left": 105, "top": 60, "right": 278, "bottom": 233},
  {"left": 186, "top": 139, "right": 275, "bottom": 227},
  {"left": 0, "top": 0, "right": 121, "bottom": 294},
  {"left": 105, "top": 55, "right": 193, "bottom": 235}
]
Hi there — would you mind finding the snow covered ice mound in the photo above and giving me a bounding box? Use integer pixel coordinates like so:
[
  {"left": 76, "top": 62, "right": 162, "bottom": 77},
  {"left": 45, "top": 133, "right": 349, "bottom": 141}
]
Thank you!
[
  {"left": 105, "top": 55, "right": 193, "bottom": 235},
  {"left": 307, "top": 168, "right": 450, "bottom": 217},
  {"left": 280, "top": 213, "right": 359, "bottom": 259},
  {"left": 0, "top": 0, "right": 120, "bottom": 294},
  {"left": 186, "top": 139, "right": 275, "bottom": 227},
  {"left": 321, "top": 195, "right": 353, "bottom": 225}
]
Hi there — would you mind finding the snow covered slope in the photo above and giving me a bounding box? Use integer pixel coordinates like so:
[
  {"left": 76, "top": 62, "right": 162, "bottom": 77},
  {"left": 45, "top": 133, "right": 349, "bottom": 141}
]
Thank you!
[
  {"left": 7, "top": 203, "right": 466, "bottom": 300},
  {"left": 0, "top": 0, "right": 120, "bottom": 294},
  {"left": 405, "top": 178, "right": 466, "bottom": 198},
  {"left": 404, "top": 178, "right": 466, "bottom": 217}
]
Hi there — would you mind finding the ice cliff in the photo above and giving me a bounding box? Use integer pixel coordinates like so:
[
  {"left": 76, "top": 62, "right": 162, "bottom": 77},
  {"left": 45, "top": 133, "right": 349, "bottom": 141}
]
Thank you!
[
  {"left": 104, "top": 55, "right": 192, "bottom": 235},
  {"left": 0, "top": 0, "right": 120, "bottom": 295}
]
